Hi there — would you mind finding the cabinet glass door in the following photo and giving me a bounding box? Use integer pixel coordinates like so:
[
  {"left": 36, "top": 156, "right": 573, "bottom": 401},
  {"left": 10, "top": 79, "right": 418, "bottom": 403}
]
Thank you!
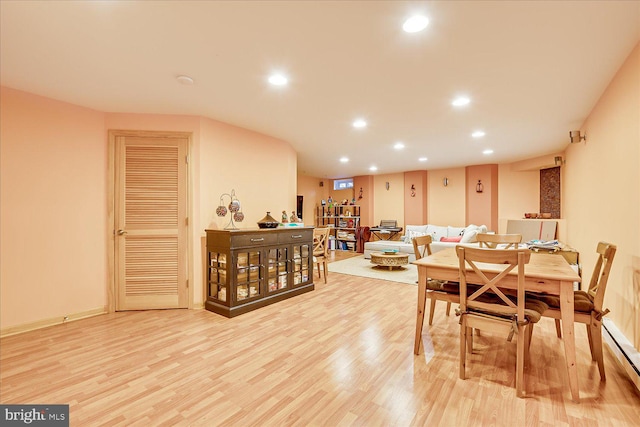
[
  {"left": 267, "top": 247, "right": 288, "bottom": 292},
  {"left": 208, "top": 252, "right": 228, "bottom": 302},
  {"left": 291, "top": 243, "right": 311, "bottom": 286},
  {"left": 235, "top": 251, "right": 262, "bottom": 301}
]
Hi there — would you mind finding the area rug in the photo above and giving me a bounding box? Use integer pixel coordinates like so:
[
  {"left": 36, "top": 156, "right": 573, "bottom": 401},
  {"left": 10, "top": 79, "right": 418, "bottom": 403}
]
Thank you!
[{"left": 328, "top": 255, "right": 417, "bottom": 285}]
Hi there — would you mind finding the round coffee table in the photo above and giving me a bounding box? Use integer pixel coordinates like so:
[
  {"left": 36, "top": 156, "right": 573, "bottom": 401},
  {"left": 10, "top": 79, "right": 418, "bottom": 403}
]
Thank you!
[{"left": 370, "top": 252, "right": 409, "bottom": 270}]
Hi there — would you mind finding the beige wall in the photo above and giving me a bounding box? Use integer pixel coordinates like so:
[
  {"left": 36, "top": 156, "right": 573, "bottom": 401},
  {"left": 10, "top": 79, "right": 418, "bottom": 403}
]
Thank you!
[
  {"left": 373, "top": 173, "right": 405, "bottom": 228},
  {"left": 1, "top": 87, "right": 298, "bottom": 331},
  {"left": 1, "top": 87, "right": 108, "bottom": 329},
  {"left": 564, "top": 42, "right": 640, "bottom": 349},
  {"left": 427, "top": 168, "right": 466, "bottom": 227},
  {"left": 198, "top": 117, "right": 297, "bottom": 231},
  {"left": 498, "top": 163, "right": 540, "bottom": 227}
]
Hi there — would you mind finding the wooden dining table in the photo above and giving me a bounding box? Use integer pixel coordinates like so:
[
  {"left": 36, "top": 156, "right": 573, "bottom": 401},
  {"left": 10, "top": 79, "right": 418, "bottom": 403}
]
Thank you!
[{"left": 413, "top": 247, "right": 583, "bottom": 401}]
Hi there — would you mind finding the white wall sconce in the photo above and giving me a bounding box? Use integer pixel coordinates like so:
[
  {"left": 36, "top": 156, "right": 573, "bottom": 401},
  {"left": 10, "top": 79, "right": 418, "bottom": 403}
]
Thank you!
[
  {"left": 443, "top": 177, "right": 449, "bottom": 187},
  {"left": 385, "top": 182, "right": 390, "bottom": 190},
  {"left": 569, "top": 130, "right": 586, "bottom": 143}
]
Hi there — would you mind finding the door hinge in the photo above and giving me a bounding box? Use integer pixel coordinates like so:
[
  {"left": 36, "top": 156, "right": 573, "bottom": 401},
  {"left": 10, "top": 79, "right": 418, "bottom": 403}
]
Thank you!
[
  {"left": 185, "top": 217, "right": 189, "bottom": 226},
  {"left": 186, "top": 279, "right": 189, "bottom": 288},
  {"left": 185, "top": 155, "right": 189, "bottom": 164}
]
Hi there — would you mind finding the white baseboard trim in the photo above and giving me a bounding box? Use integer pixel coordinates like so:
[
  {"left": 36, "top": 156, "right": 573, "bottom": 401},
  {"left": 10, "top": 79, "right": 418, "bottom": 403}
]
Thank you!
[
  {"left": 0, "top": 307, "right": 107, "bottom": 338},
  {"left": 603, "top": 318, "right": 640, "bottom": 392}
]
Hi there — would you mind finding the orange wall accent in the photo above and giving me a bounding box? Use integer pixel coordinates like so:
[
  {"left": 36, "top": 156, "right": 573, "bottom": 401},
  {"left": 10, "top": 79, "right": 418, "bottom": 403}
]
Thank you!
[
  {"left": 353, "top": 175, "right": 374, "bottom": 227},
  {"left": 404, "top": 170, "right": 427, "bottom": 225},
  {"left": 296, "top": 174, "right": 322, "bottom": 226},
  {"left": 466, "top": 164, "right": 498, "bottom": 231}
]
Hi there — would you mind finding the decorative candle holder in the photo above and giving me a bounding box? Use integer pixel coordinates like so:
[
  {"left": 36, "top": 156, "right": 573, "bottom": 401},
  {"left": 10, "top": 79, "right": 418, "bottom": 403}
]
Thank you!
[{"left": 216, "top": 189, "right": 244, "bottom": 230}]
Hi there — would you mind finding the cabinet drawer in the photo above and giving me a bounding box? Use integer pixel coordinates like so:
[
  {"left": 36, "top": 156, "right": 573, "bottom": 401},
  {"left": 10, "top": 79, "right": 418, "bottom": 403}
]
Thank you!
[
  {"left": 278, "top": 229, "right": 312, "bottom": 244},
  {"left": 232, "top": 233, "right": 278, "bottom": 248}
]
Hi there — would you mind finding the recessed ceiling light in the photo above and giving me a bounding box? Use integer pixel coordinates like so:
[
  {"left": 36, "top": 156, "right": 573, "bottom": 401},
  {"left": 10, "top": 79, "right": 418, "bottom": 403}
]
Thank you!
[
  {"left": 472, "top": 130, "right": 486, "bottom": 138},
  {"left": 394, "top": 142, "right": 405, "bottom": 150},
  {"left": 369, "top": 166, "right": 378, "bottom": 172},
  {"left": 176, "top": 75, "right": 194, "bottom": 85},
  {"left": 403, "top": 15, "right": 429, "bottom": 33},
  {"left": 483, "top": 149, "right": 494, "bottom": 155},
  {"left": 418, "top": 157, "right": 427, "bottom": 162},
  {"left": 340, "top": 157, "right": 349, "bottom": 163},
  {"left": 268, "top": 74, "right": 288, "bottom": 86},
  {"left": 352, "top": 119, "right": 367, "bottom": 128},
  {"left": 452, "top": 96, "right": 471, "bottom": 107}
]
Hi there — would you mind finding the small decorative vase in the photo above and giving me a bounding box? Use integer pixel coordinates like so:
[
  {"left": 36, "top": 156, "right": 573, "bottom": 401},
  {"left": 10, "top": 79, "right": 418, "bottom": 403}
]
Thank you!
[{"left": 257, "top": 212, "right": 279, "bottom": 229}]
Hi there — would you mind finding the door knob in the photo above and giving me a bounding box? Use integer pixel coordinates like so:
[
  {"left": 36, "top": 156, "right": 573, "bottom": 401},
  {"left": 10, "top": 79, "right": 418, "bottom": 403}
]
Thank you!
[{"left": 117, "top": 229, "right": 127, "bottom": 235}]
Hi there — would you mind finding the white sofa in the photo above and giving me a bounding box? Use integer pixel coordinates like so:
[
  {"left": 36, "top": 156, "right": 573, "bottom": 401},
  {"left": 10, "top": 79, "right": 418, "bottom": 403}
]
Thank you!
[{"left": 363, "top": 224, "right": 488, "bottom": 262}]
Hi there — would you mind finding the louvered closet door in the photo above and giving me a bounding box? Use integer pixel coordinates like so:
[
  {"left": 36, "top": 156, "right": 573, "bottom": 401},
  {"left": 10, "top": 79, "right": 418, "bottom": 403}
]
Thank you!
[{"left": 115, "top": 135, "right": 188, "bottom": 310}]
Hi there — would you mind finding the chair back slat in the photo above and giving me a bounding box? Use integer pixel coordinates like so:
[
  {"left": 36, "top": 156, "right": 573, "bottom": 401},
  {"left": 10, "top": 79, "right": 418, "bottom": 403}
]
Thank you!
[
  {"left": 412, "top": 234, "right": 433, "bottom": 260},
  {"left": 477, "top": 233, "right": 522, "bottom": 249},
  {"left": 588, "top": 242, "right": 617, "bottom": 311},
  {"left": 457, "top": 246, "right": 531, "bottom": 321},
  {"left": 313, "top": 227, "right": 330, "bottom": 257}
]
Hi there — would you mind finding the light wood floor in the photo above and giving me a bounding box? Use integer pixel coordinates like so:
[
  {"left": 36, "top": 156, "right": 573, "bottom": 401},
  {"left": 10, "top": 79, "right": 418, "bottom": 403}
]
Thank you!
[{"left": 2, "top": 251, "right": 639, "bottom": 426}]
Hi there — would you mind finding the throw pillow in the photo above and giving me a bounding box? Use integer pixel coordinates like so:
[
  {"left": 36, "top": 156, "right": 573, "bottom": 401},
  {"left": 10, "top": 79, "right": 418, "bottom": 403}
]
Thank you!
[
  {"left": 440, "top": 236, "right": 462, "bottom": 242},
  {"left": 426, "top": 225, "right": 448, "bottom": 242},
  {"left": 460, "top": 227, "right": 479, "bottom": 243},
  {"left": 447, "top": 226, "right": 465, "bottom": 237},
  {"left": 404, "top": 230, "right": 427, "bottom": 244},
  {"left": 403, "top": 225, "right": 428, "bottom": 244}
]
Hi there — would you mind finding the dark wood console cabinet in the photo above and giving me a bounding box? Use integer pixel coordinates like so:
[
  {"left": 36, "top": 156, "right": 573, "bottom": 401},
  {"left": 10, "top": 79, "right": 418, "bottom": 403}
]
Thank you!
[{"left": 205, "top": 227, "right": 314, "bottom": 317}]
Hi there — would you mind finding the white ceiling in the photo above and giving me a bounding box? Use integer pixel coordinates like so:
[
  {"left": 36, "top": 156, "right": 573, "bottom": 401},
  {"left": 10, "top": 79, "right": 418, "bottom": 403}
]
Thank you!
[{"left": 1, "top": 1, "right": 638, "bottom": 179}]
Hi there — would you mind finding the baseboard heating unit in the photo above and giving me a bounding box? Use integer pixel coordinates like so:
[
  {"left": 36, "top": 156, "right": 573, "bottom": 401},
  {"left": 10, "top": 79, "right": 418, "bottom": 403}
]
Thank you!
[{"left": 603, "top": 318, "right": 640, "bottom": 393}]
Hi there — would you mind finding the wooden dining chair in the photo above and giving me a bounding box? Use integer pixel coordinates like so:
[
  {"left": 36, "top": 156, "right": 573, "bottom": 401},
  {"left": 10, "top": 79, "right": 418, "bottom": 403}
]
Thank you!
[
  {"left": 537, "top": 241, "right": 617, "bottom": 380},
  {"left": 412, "top": 235, "right": 458, "bottom": 325},
  {"left": 313, "top": 227, "right": 331, "bottom": 283},
  {"left": 477, "top": 233, "right": 523, "bottom": 249},
  {"left": 456, "top": 246, "right": 548, "bottom": 398}
]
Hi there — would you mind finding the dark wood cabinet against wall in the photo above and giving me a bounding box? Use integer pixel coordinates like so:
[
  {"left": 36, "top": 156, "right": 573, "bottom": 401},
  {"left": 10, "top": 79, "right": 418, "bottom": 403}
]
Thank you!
[{"left": 205, "top": 228, "right": 314, "bottom": 318}]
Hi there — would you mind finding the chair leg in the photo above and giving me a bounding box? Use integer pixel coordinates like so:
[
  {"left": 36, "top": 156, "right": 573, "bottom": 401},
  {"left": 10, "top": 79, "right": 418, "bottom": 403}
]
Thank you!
[
  {"left": 459, "top": 317, "right": 467, "bottom": 380},
  {"left": 590, "top": 320, "right": 606, "bottom": 381},
  {"left": 516, "top": 324, "right": 526, "bottom": 398},
  {"left": 316, "top": 263, "right": 321, "bottom": 279},
  {"left": 466, "top": 326, "right": 473, "bottom": 354},
  {"left": 428, "top": 297, "right": 436, "bottom": 325},
  {"left": 554, "top": 319, "right": 562, "bottom": 338},
  {"left": 446, "top": 301, "right": 451, "bottom": 316},
  {"left": 586, "top": 323, "right": 595, "bottom": 361},
  {"left": 525, "top": 324, "right": 533, "bottom": 368},
  {"left": 322, "top": 261, "right": 328, "bottom": 284}
]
